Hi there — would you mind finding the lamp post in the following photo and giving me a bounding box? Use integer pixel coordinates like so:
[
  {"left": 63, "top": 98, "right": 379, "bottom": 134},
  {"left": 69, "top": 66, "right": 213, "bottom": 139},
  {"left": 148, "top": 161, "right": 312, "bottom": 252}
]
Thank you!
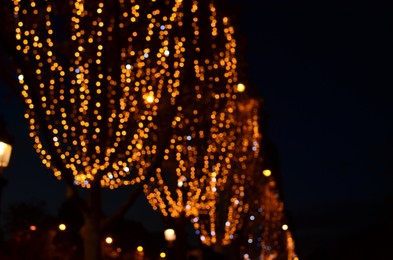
[
  {"left": 0, "top": 140, "right": 11, "bottom": 215},
  {"left": 164, "top": 229, "right": 176, "bottom": 246},
  {"left": 164, "top": 229, "right": 176, "bottom": 259},
  {"left": 0, "top": 118, "right": 13, "bottom": 243}
]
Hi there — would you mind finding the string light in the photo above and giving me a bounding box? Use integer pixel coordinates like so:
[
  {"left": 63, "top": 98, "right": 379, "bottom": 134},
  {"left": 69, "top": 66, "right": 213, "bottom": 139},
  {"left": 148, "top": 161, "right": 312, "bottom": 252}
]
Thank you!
[
  {"left": 12, "top": 0, "right": 208, "bottom": 188},
  {"left": 10, "top": 1, "right": 296, "bottom": 255},
  {"left": 238, "top": 166, "right": 298, "bottom": 259}
]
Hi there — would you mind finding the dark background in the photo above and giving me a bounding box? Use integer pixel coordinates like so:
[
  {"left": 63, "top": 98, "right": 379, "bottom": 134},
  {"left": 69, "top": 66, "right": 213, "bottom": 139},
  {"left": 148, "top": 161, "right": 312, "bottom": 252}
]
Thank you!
[{"left": 1, "top": 0, "right": 392, "bottom": 259}]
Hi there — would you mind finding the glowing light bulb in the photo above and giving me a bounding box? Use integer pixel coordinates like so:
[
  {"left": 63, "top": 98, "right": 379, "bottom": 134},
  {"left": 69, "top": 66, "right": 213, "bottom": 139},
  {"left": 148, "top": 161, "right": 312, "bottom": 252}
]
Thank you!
[
  {"left": 236, "top": 83, "right": 245, "bottom": 92},
  {"left": 145, "top": 93, "right": 155, "bottom": 103},
  {"left": 262, "top": 169, "right": 271, "bottom": 177},
  {"left": 59, "top": 223, "right": 66, "bottom": 231},
  {"left": 105, "top": 236, "right": 113, "bottom": 244}
]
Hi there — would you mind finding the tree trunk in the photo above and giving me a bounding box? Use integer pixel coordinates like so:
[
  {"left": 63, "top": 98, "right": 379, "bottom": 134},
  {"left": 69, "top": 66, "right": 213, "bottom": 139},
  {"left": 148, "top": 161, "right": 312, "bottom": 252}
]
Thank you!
[
  {"left": 80, "top": 215, "right": 101, "bottom": 260},
  {"left": 80, "top": 183, "right": 102, "bottom": 260}
]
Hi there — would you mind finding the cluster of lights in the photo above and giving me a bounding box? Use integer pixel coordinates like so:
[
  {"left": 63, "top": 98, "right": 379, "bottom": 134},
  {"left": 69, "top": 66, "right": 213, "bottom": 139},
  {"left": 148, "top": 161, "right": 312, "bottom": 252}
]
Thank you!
[
  {"left": 12, "top": 0, "right": 211, "bottom": 188},
  {"left": 136, "top": 1, "right": 261, "bottom": 247},
  {"left": 238, "top": 166, "right": 298, "bottom": 260},
  {"left": 11, "top": 0, "right": 296, "bottom": 256},
  {"left": 190, "top": 98, "right": 261, "bottom": 246}
]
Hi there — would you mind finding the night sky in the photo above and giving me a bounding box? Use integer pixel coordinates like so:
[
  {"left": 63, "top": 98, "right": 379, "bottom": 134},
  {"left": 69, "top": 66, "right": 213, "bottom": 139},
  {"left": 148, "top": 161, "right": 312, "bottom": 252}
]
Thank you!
[{"left": 1, "top": 1, "right": 392, "bottom": 259}]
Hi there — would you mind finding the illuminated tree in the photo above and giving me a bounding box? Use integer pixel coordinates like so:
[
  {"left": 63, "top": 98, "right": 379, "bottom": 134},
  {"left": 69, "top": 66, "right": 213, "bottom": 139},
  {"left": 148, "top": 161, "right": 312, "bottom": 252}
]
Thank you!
[
  {"left": 237, "top": 149, "right": 298, "bottom": 260},
  {"left": 144, "top": 95, "right": 261, "bottom": 255},
  {"left": 1, "top": 0, "right": 251, "bottom": 259},
  {"left": 180, "top": 98, "right": 261, "bottom": 247}
]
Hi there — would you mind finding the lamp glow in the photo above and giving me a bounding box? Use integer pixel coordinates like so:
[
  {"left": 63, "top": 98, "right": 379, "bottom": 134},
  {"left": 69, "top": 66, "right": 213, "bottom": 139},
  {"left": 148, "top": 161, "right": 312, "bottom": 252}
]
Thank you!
[
  {"left": 59, "top": 223, "right": 66, "bottom": 231},
  {"left": 0, "top": 141, "right": 12, "bottom": 168},
  {"left": 164, "top": 229, "right": 176, "bottom": 242}
]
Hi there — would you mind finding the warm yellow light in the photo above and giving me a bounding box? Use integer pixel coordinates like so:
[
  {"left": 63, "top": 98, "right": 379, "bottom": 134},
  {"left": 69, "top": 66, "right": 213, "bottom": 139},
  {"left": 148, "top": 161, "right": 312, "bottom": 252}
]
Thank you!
[
  {"left": 282, "top": 224, "right": 288, "bottom": 230},
  {"left": 29, "top": 225, "right": 37, "bottom": 231},
  {"left": 137, "top": 246, "right": 143, "bottom": 252},
  {"left": 58, "top": 223, "right": 66, "bottom": 231},
  {"left": 236, "top": 83, "right": 245, "bottom": 92},
  {"left": 160, "top": 252, "right": 166, "bottom": 258},
  {"left": 294, "top": 257, "right": 299, "bottom": 260},
  {"left": 164, "top": 229, "right": 176, "bottom": 242},
  {"left": 262, "top": 169, "right": 271, "bottom": 177},
  {"left": 0, "top": 141, "right": 12, "bottom": 168},
  {"left": 105, "top": 236, "right": 113, "bottom": 244},
  {"left": 145, "top": 92, "right": 155, "bottom": 103}
]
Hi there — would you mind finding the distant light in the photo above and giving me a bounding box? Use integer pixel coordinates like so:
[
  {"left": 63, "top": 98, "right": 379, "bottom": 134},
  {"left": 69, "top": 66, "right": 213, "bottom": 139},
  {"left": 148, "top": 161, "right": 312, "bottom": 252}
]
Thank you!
[
  {"left": 186, "top": 135, "right": 192, "bottom": 141},
  {"left": 126, "top": 64, "right": 132, "bottom": 70},
  {"left": 225, "top": 221, "right": 230, "bottom": 227},
  {"left": 0, "top": 141, "right": 12, "bottom": 168},
  {"left": 144, "top": 53, "right": 149, "bottom": 58},
  {"left": 29, "top": 225, "right": 37, "bottom": 231},
  {"left": 200, "top": 235, "right": 205, "bottom": 241},
  {"left": 75, "top": 68, "right": 80, "bottom": 73},
  {"left": 262, "top": 169, "right": 271, "bottom": 177},
  {"left": 164, "top": 229, "right": 176, "bottom": 242},
  {"left": 236, "top": 83, "right": 246, "bottom": 92},
  {"left": 212, "top": 187, "right": 217, "bottom": 192},
  {"left": 250, "top": 215, "right": 255, "bottom": 221},
  {"left": 211, "top": 231, "right": 216, "bottom": 236},
  {"left": 160, "top": 25, "right": 165, "bottom": 30},
  {"left": 123, "top": 166, "right": 130, "bottom": 172},
  {"left": 160, "top": 252, "right": 166, "bottom": 258},
  {"left": 59, "top": 223, "right": 66, "bottom": 231},
  {"left": 282, "top": 224, "right": 288, "bottom": 231},
  {"left": 137, "top": 246, "right": 143, "bottom": 252},
  {"left": 248, "top": 238, "right": 253, "bottom": 244},
  {"left": 53, "top": 136, "right": 58, "bottom": 142},
  {"left": 243, "top": 254, "right": 250, "bottom": 259},
  {"left": 105, "top": 236, "right": 113, "bottom": 244},
  {"left": 18, "top": 74, "right": 24, "bottom": 81}
]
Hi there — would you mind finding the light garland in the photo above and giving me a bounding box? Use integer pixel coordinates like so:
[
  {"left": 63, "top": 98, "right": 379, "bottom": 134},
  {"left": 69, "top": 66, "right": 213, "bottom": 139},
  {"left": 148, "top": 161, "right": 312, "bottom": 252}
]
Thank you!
[
  {"left": 138, "top": 0, "right": 260, "bottom": 246},
  {"left": 145, "top": 96, "right": 261, "bottom": 246},
  {"left": 239, "top": 167, "right": 298, "bottom": 260},
  {"left": 12, "top": 0, "right": 218, "bottom": 188}
]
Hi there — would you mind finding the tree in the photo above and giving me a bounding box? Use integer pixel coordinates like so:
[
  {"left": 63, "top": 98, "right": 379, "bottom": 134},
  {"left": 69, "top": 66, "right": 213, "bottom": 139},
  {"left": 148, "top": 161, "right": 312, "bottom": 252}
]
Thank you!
[
  {"left": 236, "top": 138, "right": 298, "bottom": 260},
  {"left": 0, "top": 0, "right": 253, "bottom": 259},
  {"left": 173, "top": 98, "right": 261, "bottom": 249}
]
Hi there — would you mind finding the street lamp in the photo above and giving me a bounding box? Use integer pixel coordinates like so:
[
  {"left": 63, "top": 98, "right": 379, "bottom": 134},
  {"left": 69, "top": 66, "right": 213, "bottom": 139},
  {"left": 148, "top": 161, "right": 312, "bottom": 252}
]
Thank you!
[
  {"left": 0, "top": 118, "right": 13, "bottom": 243},
  {"left": 0, "top": 140, "right": 12, "bottom": 203},
  {"left": 164, "top": 228, "right": 176, "bottom": 260},
  {"left": 164, "top": 228, "right": 176, "bottom": 246},
  {"left": 0, "top": 141, "right": 12, "bottom": 170}
]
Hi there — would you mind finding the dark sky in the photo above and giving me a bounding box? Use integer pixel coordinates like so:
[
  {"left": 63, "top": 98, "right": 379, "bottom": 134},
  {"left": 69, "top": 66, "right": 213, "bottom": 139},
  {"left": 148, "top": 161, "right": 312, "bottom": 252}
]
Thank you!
[{"left": 1, "top": 1, "right": 392, "bottom": 259}]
